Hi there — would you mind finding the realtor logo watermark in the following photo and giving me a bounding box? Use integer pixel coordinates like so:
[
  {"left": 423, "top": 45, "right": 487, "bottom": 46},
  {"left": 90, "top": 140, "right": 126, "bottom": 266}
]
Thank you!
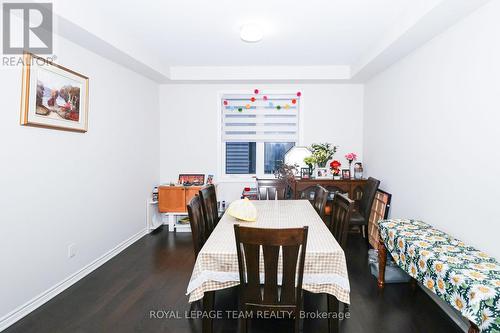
[{"left": 2, "top": 2, "right": 53, "bottom": 54}]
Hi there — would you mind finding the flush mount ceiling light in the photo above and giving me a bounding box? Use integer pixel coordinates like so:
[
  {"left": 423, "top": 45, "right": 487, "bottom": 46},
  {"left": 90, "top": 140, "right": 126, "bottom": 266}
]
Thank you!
[{"left": 240, "top": 23, "right": 263, "bottom": 43}]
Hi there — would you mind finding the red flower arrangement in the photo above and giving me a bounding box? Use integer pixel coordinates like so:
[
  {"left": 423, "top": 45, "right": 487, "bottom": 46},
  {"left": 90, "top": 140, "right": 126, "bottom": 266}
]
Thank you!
[{"left": 330, "top": 160, "right": 341, "bottom": 175}]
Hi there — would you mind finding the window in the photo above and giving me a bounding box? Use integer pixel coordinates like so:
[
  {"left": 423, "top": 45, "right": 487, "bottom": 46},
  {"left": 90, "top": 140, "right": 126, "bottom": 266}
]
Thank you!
[
  {"left": 264, "top": 142, "right": 295, "bottom": 174},
  {"left": 221, "top": 94, "right": 299, "bottom": 176},
  {"left": 225, "top": 142, "right": 256, "bottom": 174}
]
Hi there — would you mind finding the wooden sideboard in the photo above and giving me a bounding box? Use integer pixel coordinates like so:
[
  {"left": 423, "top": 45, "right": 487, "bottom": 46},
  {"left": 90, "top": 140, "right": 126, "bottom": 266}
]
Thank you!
[
  {"left": 293, "top": 178, "right": 367, "bottom": 200},
  {"left": 293, "top": 179, "right": 367, "bottom": 216},
  {"left": 158, "top": 186, "right": 202, "bottom": 213}
]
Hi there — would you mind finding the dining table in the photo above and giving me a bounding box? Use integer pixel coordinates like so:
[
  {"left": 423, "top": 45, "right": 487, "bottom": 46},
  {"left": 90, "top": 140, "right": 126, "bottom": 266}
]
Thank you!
[{"left": 186, "top": 199, "right": 350, "bottom": 333}]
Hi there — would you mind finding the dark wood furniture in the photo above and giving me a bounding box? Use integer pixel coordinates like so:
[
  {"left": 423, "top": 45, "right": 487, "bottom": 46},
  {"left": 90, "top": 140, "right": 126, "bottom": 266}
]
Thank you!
[
  {"left": 348, "top": 177, "right": 380, "bottom": 239},
  {"left": 294, "top": 179, "right": 367, "bottom": 200},
  {"left": 199, "top": 184, "right": 219, "bottom": 239},
  {"left": 329, "top": 193, "right": 355, "bottom": 250},
  {"left": 233, "top": 225, "right": 309, "bottom": 333},
  {"left": 186, "top": 195, "right": 206, "bottom": 258},
  {"left": 158, "top": 185, "right": 202, "bottom": 213},
  {"left": 293, "top": 178, "right": 368, "bottom": 217},
  {"left": 367, "top": 189, "right": 392, "bottom": 249},
  {"left": 256, "top": 178, "right": 286, "bottom": 200},
  {"left": 313, "top": 185, "right": 329, "bottom": 220}
]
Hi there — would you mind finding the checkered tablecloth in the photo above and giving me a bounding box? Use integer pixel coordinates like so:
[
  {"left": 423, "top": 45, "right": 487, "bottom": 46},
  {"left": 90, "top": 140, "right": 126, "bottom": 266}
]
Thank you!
[{"left": 186, "top": 200, "right": 350, "bottom": 304}]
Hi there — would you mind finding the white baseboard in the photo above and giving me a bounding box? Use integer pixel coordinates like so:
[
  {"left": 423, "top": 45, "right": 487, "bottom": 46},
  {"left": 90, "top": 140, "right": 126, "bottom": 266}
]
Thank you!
[{"left": 0, "top": 228, "right": 147, "bottom": 332}]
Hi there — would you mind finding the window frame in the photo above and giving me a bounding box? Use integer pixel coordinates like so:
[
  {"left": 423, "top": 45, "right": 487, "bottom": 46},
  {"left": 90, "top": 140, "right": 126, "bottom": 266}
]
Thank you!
[{"left": 217, "top": 90, "right": 303, "bottom": 182}]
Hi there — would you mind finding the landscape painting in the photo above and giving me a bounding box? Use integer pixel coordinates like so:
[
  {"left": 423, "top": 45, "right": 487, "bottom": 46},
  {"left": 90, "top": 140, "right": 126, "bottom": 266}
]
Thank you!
[
  {"left": 36, "top": 68, "right": 82, "bottom": 122},
  {"left": 21, "top": 53, "right": 89, "bottom": 132}
]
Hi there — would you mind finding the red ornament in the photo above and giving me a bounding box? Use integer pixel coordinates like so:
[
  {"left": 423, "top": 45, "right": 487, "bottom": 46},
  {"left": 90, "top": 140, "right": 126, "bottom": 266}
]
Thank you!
[
  {"left": 263, "top": 96, "right": 268, "bottom": 101},
  {"left": 223, "top": 100, "right": 228, "bottom": 105},
  {"left": 250, "top": 97, "right": 256, "bottom": 102},
  {"left": 254, "top": 89, "right": 259, "bottom": 94},
  {"left": 296, "top": 91, "right": 302, "bottom": 97},
  {"left": 291, "top": 99, "right": 297, "bottom": 104}
]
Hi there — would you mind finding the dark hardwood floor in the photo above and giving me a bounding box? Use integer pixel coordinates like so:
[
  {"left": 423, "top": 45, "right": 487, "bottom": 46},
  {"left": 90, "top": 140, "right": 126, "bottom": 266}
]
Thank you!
[{"left": 6, "top": 227, "right": 462, "bottom": 333}]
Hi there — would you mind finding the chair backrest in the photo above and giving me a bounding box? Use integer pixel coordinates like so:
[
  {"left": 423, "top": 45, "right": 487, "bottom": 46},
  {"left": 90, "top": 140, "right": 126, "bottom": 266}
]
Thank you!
[
  {"left": 187, "top": 195, "right": 206, "bottom": 258},
  {"left": 329, "top": 193, "right": 355, "bottom": 250},
  {"left": 367, "top": 189, "right": 392, "bottom": 249},
  {"left": 256, "top": 178, "right": 286, "bottom": 200},
  {"left": 313, "top": 185, "right": 329, "bottom": 219},
  {"left": 359, "top": 177, "right": 381, "bottom": 219},
  {"left": 233, "top": 225, "right": 308, "bottom": 311},
  {"left": 199, "top": 184, "right": 218, "bottom": 239}
]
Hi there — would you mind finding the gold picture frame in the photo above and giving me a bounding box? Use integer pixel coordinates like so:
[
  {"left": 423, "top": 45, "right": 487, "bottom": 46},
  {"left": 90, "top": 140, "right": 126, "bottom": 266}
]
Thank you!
[{"left": 20, "top": 52, "right": 89, "bottom": 132}]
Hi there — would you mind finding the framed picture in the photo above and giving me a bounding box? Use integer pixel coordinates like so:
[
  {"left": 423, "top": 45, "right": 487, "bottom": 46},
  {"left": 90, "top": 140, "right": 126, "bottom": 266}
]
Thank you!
[
  {"left": 315, "top": 167, "right": 331, "bottom": 179},
  {"left": 207, "top": 174, "right": 214, "bottom": 184},
  {"left": 300, "top": 167, "right": 311, "bottom": 179},
  {"left": 20, "top": 53, "right": 89, "bottom": 132},
  {"left": 342, "top": 169, "right": 351, "bottom": 179},
  {"left": 178, "top": 174, "right": 205, "bottom": 186}
]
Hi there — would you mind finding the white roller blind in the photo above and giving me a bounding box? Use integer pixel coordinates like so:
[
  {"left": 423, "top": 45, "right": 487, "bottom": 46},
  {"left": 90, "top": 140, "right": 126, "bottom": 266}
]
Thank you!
[{"left": 221, "top": 94, "right": 299, "bottom": 143}]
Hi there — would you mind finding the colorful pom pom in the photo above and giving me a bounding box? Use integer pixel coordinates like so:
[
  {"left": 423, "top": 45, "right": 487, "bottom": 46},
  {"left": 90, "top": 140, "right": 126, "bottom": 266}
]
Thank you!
[
  {"left": 268, "top": 102, "right": 274, "bottom": 108},
  {"left": 284, "top": 104, "right": 290, "bottom": 109},
  {"left": 245, "top": 104, "right": 251, "bottom": 109},
  {"left": 296, "top": 91, "right": 302, "bottom": 97},
  {"left": 250, "top": 97, "right": 256, "bottom": 102},
  {"left": 263, "top": 96, "right": 268, "bottom": 101},
  {"left": 223, "top": 100, "right": 228, "bottom": 105},
  {"left": 254, "top": 89, "right": 259, "bottom": 94},
  {"left": 238, "top": 108, "right": 243, "bottom": 112},
  {"left": 291, "top": 99, "right": 297, "bottom": 104},
  {"left": 276, "top": 105, "right": 281, "bottom": 110}
]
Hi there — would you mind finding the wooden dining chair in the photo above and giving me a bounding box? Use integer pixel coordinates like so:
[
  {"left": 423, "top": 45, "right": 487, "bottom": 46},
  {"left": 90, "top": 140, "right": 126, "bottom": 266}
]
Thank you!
[
  {"left": 256, "top": 178, "right": 287, "bottom": 200},
  {"left": 233, "top": 225, "right": 308, "bottom": 333},
  {"left": 186, "top": 195, "right": 207, "bottom": 258},
  {"left": 349, "top": 177, "right": 380, "bottom": 240},
  {"left": 329, "top": 193, "right": 355, "bottom": 250},
  {"left": 367, "top": 189, "right": 392, "bottom": 249},
  {"left": 313, "top": 185, "right": 329, "bottom": 220},
  {"left": 199, "top": 184, "right": 219, "bottom": 239}
]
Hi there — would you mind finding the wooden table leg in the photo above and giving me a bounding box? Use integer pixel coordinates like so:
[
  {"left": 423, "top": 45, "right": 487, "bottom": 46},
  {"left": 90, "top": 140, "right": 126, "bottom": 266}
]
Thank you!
[
  {"left": 377, "top": 236, "right": 387, "bottom": 289},
  {"left": 203, "top": 291, "right": 214, "bottom": 333},
  {"left": 468, "top": 321, "right": 479, "bottom": 333},
  {"left": 327, "top": 294, "right": 339, "bottom": 333}
]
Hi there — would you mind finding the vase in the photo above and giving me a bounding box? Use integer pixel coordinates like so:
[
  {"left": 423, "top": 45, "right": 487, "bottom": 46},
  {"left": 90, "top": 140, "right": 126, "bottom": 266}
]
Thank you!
[{"left": 317, "top": 161, "right": 327, "bottom": 168}]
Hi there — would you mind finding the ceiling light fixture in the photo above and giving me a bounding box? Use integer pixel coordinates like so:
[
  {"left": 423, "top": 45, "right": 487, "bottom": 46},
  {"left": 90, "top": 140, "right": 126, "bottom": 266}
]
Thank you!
[{"left": 240, "top": 23, "right": 263, "bottom": 43}]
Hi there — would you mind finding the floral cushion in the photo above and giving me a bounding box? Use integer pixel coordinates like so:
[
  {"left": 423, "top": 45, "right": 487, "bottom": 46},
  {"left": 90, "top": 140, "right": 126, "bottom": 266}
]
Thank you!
[{"left": 379, "top": 219, "right": 500, "bottom": 332}]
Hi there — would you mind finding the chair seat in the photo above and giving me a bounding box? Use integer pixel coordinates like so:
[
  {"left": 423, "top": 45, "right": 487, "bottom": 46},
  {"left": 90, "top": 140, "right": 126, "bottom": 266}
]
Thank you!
[{"left": 349, "top": 211, "right": 366, "bottom": 225}]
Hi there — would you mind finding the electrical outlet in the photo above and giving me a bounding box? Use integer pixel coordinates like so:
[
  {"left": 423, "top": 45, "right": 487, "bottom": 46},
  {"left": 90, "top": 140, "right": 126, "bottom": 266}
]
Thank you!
[{"left": 68, "top": 244, "right": 76, "bottom": 258}]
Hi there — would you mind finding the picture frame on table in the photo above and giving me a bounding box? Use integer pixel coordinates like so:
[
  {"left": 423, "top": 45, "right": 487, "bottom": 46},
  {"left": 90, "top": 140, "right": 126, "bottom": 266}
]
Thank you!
[
  {"left": 300, "top": 167, "right": 311, "bottom": 179},
  {"left": 342, "top": 169, "right": 351, "bottom": 179},
  {"left": 315, "top": 167, "right": 331, "bottom": 179},
  {"left": 178, "top": 174, "right": 205, "bottom": 186},
  {"left": 20, "top": 52, "right": 89, "bottom": 132}
]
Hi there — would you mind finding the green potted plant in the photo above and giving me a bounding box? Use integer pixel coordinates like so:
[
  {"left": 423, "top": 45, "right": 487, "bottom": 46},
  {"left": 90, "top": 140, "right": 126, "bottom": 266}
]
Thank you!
[
  {"left": 305, "top": 143, "right": 338, "bottom": 179},
  {"left": 303, "top": 156, "right": 315, "bottom": 171},
  {"left": 310, "top": 143, "right": 337, "bottom": 167}
]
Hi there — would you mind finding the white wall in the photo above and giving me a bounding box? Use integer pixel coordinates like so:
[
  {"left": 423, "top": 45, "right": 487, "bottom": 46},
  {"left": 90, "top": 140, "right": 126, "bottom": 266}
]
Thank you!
[
  {"left": 364, "top": 0, "right": 500, "bottom": 259},
  {"left": 159, "top": 84, "right": 364, "bottom": 201},
  {"left": 0, "top": 33, "right": 159, "bottom": 325}
]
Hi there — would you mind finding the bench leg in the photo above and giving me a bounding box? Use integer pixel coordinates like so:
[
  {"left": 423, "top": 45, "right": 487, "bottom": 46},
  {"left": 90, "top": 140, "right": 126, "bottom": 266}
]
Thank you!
[
  {"left": 378, "top": 237, "right": 387, "bottom": 289},
  {"left": 468, "top": 321, "right": 479, "bottom": 333}
]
